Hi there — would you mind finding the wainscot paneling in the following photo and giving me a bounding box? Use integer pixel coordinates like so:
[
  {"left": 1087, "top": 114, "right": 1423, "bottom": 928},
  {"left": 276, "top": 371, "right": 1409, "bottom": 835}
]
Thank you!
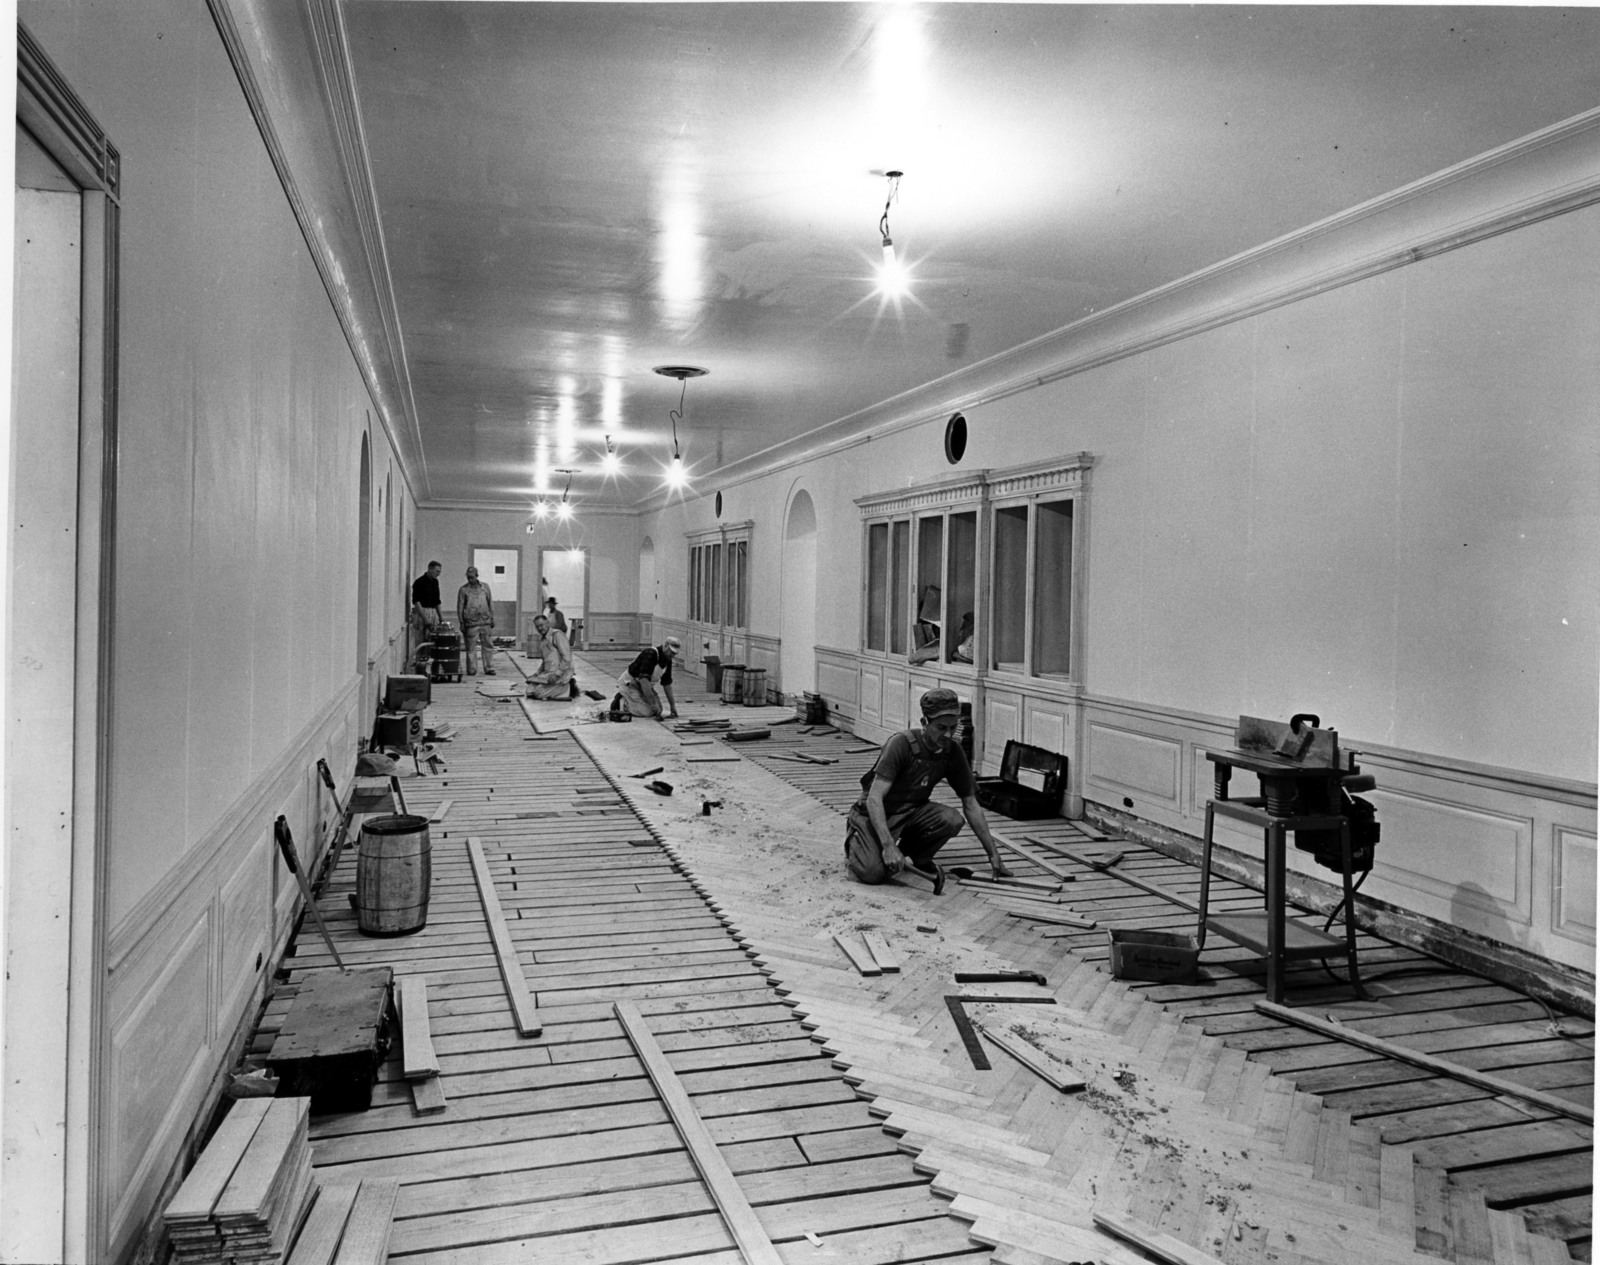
[
  {"left": 1087, "top": 720, "right": 1183, "bottom": 810},
  {"left": 584, "top": 611, "right": 641, "bottom": 648},
  {"left": 1554, "top": 826, "right": 1598, "bottom": 945},
  {"left": 859, "top": 663, "right": 884, "bottom": 726},
  {"left": 984, "top": 691, "right": 1022, "bottom": 765},
  {"left": 1366, "top": 789, "right": 1532, "bottom": 922},
  {"left": 101, "top": 677, "right": 363, "bottom": 1260},
  {"left": 882, "top": 664, "right": 911, "bottom": 729},
  {"left": 1076, "top": 692, "right": 1597, "bottom": 976},
  {"left": 815, "top": 647, "right": 860, "bottom": 722}
]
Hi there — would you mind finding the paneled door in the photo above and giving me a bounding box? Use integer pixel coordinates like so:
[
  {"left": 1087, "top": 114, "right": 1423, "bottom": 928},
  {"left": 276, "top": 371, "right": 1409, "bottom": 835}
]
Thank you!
[{"left": 469, "top": 546, "right": 521, "bottom": 642}]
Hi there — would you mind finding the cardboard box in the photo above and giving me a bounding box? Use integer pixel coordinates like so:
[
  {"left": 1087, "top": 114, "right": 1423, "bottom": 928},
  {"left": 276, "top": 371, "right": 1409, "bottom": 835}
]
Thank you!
[
  {"left": 1108, "top": 929, "right": 1199, "bottom": 984},
  {"left": 384, "top": 673, "right": 431, "bottom": 712}
]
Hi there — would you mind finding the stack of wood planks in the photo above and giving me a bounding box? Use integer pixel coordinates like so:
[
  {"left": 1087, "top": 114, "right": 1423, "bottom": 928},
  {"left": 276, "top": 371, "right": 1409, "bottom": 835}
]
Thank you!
[{"left": 164, "top": 1097, "right": 316, "bottom": 1265}]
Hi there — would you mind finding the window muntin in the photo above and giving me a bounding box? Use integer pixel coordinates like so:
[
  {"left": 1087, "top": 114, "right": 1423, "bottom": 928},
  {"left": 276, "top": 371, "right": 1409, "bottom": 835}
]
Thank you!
[
  {"left": 687, "top": 526, "right": 752, "bottom": 631},
  {"left": 889, "top": 520, "right": 910, "bottom": 656},
  {"left": 944, "top": 511, "right": 977, "bottom": 664},
  {"left": 992, "top": 504, "right": 1029, "bottom": 670}
]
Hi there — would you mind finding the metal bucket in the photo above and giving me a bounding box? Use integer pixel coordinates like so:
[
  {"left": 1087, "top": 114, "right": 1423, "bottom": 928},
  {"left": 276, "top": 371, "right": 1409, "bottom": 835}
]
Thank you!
[
  {"left": 355, "top": 814, "right": 432, "bottom": 936},
  {"left": 742, "top": 666, "right": 767, "bottom": 706},
  {"left": 720, "top": 664, "right": 746, "bottom": 704}
]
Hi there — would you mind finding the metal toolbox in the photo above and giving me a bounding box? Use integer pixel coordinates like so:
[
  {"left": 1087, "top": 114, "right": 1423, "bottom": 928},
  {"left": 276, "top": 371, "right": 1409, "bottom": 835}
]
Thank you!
[{"left": 974, "top": 739, "right": 1068, "bottom": 820}]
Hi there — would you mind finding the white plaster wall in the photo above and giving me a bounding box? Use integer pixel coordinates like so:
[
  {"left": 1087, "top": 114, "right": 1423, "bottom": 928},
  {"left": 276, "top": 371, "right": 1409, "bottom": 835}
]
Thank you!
[
  {"left": 643, "top": 204, "right": 1599, "bottom": 786},
  {"left": 416, "top": 507, "right": 641, "bottom": 617}
]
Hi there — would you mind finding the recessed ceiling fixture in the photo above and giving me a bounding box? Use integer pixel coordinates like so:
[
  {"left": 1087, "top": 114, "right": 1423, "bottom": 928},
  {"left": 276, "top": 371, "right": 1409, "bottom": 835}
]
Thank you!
[
  {"left": 653, "top": 365, "right": 707, "bottom": 489},
  {"left": 877, "top": 170, "right": 907, "bottom": 296}
]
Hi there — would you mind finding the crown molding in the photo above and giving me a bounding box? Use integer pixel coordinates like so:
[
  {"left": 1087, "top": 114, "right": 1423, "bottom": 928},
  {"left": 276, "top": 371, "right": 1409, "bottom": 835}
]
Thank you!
[
  {"left": 637, "top": 106, "right": 1600, "bottom": 513},
  {"left": 418, "top": 497, "right": 645, "bottom": 518},
  {"left": 206, "top": 0, "right": 429, "bottom": 502}
]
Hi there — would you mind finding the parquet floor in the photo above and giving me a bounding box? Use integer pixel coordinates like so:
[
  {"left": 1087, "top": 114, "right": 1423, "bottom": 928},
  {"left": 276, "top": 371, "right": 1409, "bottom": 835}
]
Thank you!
[{"left": 245, "top": 648, "right": 1592, "bottom": 1265}]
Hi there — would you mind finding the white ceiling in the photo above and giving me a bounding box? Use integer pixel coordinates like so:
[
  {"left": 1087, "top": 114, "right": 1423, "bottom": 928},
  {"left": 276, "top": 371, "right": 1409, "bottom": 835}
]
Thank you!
[{"left": 324, "top": 3, "right": 1600, "bottom": 509}]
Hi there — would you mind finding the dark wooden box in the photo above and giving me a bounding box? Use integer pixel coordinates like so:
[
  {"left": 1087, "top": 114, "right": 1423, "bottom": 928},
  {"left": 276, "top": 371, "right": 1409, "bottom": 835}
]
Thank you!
[
  {"left": 975, "top": 740, "right": 1068, "bottom": 820},
  {"left": 265, "top": 966, "right": 392, "bottom": 1113}
]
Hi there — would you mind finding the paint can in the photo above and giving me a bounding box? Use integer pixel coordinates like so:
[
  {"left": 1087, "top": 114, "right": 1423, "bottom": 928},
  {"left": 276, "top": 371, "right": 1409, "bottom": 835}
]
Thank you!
[{"left": 355, "top": 814, "right": 432, "bottom": 936}]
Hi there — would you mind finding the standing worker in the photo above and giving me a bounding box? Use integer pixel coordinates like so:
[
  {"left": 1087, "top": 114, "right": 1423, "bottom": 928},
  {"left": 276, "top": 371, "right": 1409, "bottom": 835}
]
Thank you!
[
  {"left": 845, "top": 688, "right": 1011, "bottom": 892},
  {"left": 411, "top": 560, "right": 443, "bottom": 649},
  {"left": 456, "top": 566, "right": 496, "bottom": 675},
  {"left": 616, "top": 636, "right": 681, "bottom": 719},
  {"left": 525, "top": 613, "right": 576, "bottom": 700},
  {"left": 543, "top": 595, "right": 568, "bottom": 633}
]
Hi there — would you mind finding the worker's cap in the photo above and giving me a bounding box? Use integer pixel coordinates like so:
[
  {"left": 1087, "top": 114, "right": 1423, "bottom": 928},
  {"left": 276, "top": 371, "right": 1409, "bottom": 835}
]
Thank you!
[
  {"left": 466, "top": 566, "right": 479, "bottom": 576},
  {"left": 920, "top": 688, "right": 962, "bottom": 719},
  {"left": 662, "top": 636, "right": 683, "bottom": 654}
]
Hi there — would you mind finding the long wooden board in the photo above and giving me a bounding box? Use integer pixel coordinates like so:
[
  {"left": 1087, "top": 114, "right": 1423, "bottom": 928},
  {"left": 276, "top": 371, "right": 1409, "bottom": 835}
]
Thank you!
[
  {"left": 466, "top": 837, "right": 543, "bottom": 1036},
  {"left": 1257, "top": 1000, "right": 1594, "bottom": 1124},
  {"left": 974, "top": 1022, "right": 1085, "bottom": 1092},
  {"left": 163, "top": 1098, "right": 273, "bottom": 1222},
  {"left": 613, "top": 1000, "right": 784, "bottom": 1265}
]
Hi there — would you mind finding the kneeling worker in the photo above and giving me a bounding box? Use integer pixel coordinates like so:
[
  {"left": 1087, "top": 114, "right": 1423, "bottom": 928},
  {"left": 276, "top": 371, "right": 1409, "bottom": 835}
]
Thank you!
[
  {"left": 525, "top": 613, "right": 576, "bottom": 700},
  {"left": 846, "top": 688, "right": 1012, "bottom": 891},
  {"left": 616, "top": 636, "right": 681, "bottom": 719}
]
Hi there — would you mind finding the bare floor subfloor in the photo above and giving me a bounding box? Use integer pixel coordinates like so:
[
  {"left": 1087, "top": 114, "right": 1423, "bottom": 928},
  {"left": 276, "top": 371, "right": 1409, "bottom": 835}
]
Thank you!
[{"left": 251, "top": 648, "right": 1593, "bottom": 1265}]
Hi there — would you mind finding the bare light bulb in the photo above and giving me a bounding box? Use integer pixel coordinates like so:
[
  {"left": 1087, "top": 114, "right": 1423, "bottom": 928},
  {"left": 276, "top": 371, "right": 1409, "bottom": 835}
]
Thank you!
[
  {"left": 556, "top": 500, "right": 573, "bottom": 521},
  {"left": 601, "top": 449, "right": 622, "bottom": 475},
  {"left": 665, "top": 454, "right": 688, "bottom": 488},
  {"left": 533, "top": 501, "right": 550, "bottom": 520}
]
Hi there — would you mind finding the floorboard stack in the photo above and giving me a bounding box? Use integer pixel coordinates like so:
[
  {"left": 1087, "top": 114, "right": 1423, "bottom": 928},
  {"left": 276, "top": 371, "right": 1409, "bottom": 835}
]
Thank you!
[{"left": 165, "top": 1096, "right": 317, "bottom": 1265}]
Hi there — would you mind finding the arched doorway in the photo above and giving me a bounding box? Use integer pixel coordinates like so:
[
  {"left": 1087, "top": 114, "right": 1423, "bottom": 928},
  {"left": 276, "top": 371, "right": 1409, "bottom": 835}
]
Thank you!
[
  {"left": 780, "top": 490, "right": 817, "bottom": 699},
  {"left": 638, "top": 536, "right": 656, "bottom": 644}
]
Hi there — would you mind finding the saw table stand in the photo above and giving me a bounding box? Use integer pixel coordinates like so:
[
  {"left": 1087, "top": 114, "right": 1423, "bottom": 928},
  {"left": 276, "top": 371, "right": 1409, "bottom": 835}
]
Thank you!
[{"left": 1197, "top": 734, "right": 1364, "bottom": 1005}]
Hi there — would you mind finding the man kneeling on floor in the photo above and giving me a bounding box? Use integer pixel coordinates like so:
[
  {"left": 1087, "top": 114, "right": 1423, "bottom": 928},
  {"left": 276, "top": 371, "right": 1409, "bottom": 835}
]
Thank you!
[
  {"left": 846, "top": 688, "right": 1011, "bottom": 891},
  {"left": 525, "top": 613, "right": 577, "bottom": 700}
]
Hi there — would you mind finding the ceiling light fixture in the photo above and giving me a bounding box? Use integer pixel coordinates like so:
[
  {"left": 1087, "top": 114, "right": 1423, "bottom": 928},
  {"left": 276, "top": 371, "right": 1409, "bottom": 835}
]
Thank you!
[
  {"left": 877, "top": 170, "right": 908, "bottom": 296},
  {"left": 600, "top": 435, "right": 622, "bottom": 475},
  {"left": 554, "top": 469, "right": 577, "bottom": 521},
  {"left": 653, "top": 365, "right": 707, "bottom": 489}
]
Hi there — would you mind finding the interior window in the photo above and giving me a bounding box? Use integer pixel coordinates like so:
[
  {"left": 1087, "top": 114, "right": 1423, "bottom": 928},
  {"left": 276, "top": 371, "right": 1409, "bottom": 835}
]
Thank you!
[
  {"left": 890, "top": 519, "right": 910, "bottom": 655},
  {"left": 993, "top": 504, "right": 1029, "bottom": 670},
  {"left": 944, "top": 511, "right": 976, "bottom": 663},
  {"left": 866, "top": 522, "right": 889, "bottom": 651},
  {"left": 1032, "top": 499, "right": 1074, "bottom": 676}
]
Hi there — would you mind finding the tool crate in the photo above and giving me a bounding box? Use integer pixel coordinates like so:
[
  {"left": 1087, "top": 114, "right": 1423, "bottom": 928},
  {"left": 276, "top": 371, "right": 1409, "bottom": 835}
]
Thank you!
[{"left": 975, "top": 740, "right": 1068, "bottom": 820}]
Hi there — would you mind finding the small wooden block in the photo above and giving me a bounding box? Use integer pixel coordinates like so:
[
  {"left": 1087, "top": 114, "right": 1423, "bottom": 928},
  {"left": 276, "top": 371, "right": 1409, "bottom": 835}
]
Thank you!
[
  {"left": 833, "top": 933, "right": 882, "bottom": 976},
  {"left": 410, "top": 1076, "right": 448, "bottom": 1114},
  {"left": 396, "top": 976, "right": 440, "bottom": 1079},
  {"left": 285, "top": 1183, "right": 361, "bottom": 1265},
  {"left": 861, "top": 932, "right": 901, "bottom": 973},
  {"left": 330, "top": 1177, "right": 400, "bottom": 1265}
]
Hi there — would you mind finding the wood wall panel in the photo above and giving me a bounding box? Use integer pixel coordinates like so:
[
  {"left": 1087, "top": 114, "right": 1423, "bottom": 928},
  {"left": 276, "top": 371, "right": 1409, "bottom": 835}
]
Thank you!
[
  {"left": 581, "top": 611, "right": 642, "bottom": 648},
  {"left": 859, "top": 664, "right": 884, "bottom": 726},
  {"left": 985, "top": 693, "right": 1021, "bottom": 762},
  {"left": 1366, "top": 789, "right": 1532, "bottom": 921},
  {"left": 1554, "top": 826, "right": 1597, "bottom": 945},
  {"left": 107, "top": 918, "right": 213, "bottom": 1241},
  {"left": 882, "top": 665, "right": 910, "bottom": 729},
  {"left": 816, "top": 651, "right": 859, "bottom": 721},
  {"left": 1087, "top": 721, "right": 1182, "bottom": 808}
]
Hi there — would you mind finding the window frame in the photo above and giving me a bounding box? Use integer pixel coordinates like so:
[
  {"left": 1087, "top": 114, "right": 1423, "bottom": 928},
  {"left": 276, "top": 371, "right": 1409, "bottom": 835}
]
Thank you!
[
  {"left": 687, "top": 521, "right": 753, "bottom": 633},
  {"left": 857, "top": 455, "right": 1093, "bottom": 681}
]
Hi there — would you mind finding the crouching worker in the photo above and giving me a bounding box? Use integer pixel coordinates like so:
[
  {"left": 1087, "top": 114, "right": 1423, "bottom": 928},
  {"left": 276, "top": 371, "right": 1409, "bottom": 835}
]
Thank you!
[
  {"left": 616, "top": 636, "right": 681, "bottom": 719},
  {"left": 845, "top": 688, "right": 1012, "bottom": 891},
  {"left": 525, "top": 613, "right": 577, "bottom": 700}
]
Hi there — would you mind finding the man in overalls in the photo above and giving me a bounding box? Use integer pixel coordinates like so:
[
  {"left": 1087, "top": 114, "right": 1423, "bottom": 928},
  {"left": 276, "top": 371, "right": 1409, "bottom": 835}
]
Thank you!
[{"left": 846, "top": 688, "right": 1011, "bottom": 891}]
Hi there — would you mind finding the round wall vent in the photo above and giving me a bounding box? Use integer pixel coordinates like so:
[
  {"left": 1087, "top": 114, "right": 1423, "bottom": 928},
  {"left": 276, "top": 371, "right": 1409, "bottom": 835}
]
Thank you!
[
  {"left": 944, "top": 412, "right": 968, "bottom": 464},
  {"left": 714, "top": 491, "right": 723, "bottom": 518}
]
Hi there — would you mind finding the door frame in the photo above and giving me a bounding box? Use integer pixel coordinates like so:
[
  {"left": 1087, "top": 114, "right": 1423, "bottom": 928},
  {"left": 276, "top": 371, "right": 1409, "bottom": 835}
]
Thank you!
[
  {"left": 12, "top": 25, "right": 122, "bottom": 1263},
  {"left": 537, "top": 544, "right": 591, "bottom": 648},
  {"left": 468, "top": 542, "right": 523, "bottom": 645}
]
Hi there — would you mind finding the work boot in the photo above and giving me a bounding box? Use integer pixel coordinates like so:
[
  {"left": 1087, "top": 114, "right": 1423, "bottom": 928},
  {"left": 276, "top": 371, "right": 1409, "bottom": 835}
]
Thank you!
[{"left": 569, "top": 679, "right": 580, "bottom": 699}]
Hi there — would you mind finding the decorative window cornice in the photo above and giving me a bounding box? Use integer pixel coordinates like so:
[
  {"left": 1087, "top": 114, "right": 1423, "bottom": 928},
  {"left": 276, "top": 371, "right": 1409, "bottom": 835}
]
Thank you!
[{"left": 858, "top": 454, "right": 1094, "bottom": 519}]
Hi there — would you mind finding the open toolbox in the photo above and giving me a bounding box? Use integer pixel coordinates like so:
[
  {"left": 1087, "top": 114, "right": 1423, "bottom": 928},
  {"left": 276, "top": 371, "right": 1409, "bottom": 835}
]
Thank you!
[{"left": 975, "top": 739, "right": 1068, "bottom": 820}]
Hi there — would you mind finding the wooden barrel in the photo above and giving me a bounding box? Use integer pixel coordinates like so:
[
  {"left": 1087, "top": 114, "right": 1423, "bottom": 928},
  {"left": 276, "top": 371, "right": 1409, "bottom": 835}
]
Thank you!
[
  {"left": 355, "top": 814, "right": 431, "bottom": 936},
  {"left": 741, "top": 667, "right": 767, "bottom": 706},
  {"left": 720, "top": 665, "right": 746, "bottom": 704}
]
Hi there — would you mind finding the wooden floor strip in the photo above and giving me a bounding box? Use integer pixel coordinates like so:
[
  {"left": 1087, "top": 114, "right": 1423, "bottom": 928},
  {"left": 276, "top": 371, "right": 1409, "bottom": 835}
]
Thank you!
[
  {"left": 612, "top": 1000, "right": 784, "bottom": 1265},
  {"left": 466, "top": 836, "right": 543, "bottom": 1037}
]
